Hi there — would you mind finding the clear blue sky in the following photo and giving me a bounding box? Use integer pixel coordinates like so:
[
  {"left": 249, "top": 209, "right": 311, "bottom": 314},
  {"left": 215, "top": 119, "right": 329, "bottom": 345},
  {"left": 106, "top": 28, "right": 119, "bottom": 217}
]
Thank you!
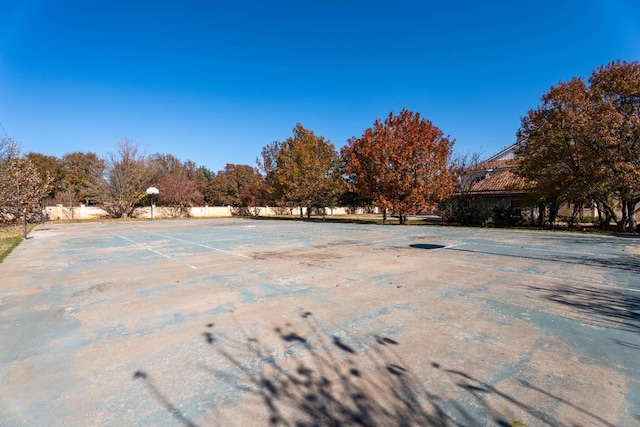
[{"left": 1, "top": 0, "right": 638, "bottom": 172}]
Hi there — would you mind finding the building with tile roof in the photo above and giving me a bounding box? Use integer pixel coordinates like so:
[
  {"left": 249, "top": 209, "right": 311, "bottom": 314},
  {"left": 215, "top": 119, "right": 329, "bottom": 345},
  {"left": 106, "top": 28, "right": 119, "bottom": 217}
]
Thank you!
[
  {"left": 455, "top": 143, "right": 638, "bottom": 227},
  {"left": 452, "top": 143, "right": 538, "bottom": 225}
]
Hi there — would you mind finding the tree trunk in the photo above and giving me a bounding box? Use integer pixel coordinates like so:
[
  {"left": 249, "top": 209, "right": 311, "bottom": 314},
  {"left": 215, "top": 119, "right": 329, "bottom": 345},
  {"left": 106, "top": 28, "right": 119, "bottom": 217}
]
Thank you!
[
  {"left": 595, "top": 200, "right": 604, "bottom": 227},
  {"left": 627, "top": 200, "right": 638, "bottom": 232},
  {"left": 68, "top": 189, "right": 75, "bottom": 219},
  {"left": 570, "top": 203, "right": 581, "bottom": 228},
  {"left": 548, "top": 203, "right": 559, "bottom": 228},
  {"left": 537, "top": 203, "right": 545, "bottom": 227},
  {"left": 299, "top": 205, "right": 303, "bottom": 218},
  {"left": 382, "top": 208, "right": 387, "bottom": 223},
  {"left": 619, "top": 199, "right": 629, "bottom": 232},
  {"left": 22, "top": 208, "right": 27, "bottom": 239},
  {"left": 597, "top": 198, "right": 618, "bottom": 229}
]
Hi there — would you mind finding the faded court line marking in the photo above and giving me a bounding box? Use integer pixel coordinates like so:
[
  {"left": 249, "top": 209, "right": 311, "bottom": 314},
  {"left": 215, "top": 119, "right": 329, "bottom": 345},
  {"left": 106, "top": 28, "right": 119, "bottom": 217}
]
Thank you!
[
  {"left": 114, "top": 234, "right": 197, "bottom": 269},
  {"left": 432, "top": 243, "right": 464, "bottom": 251},
  {"left": 153, "top": 233, "right": 251, "bottom": 259}
]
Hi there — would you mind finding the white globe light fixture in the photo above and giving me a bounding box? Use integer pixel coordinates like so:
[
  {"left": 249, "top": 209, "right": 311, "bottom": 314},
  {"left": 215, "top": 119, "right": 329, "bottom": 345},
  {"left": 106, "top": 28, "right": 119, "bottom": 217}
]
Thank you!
[{"left": 146, "top": 187, "right": 159, "bottom": 220}]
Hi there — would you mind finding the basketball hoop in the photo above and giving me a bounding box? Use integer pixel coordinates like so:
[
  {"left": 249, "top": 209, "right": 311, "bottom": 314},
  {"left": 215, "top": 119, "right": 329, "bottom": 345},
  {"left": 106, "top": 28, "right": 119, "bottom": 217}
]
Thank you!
[{"left": 146, "top": 187, "right": 159, "bottom": 219}]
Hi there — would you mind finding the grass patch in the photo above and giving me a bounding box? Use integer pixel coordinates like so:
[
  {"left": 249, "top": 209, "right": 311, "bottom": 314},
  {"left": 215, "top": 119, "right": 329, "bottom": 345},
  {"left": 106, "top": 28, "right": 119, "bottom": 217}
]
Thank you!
[{"left": 0, "top": 226, "right": 24, "bottom": 263}]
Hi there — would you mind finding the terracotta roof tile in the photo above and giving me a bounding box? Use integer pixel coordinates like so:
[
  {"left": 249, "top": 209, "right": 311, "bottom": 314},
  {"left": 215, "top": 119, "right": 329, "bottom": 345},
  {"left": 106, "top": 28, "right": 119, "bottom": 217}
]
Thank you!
[{"left": 468, "top": 170, "right": 528, "bottom": 194}]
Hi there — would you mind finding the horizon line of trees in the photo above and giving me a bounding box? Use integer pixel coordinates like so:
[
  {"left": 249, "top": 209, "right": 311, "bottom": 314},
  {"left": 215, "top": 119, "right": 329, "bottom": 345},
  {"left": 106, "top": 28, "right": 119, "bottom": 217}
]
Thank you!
[
  {"left": 1, "top": 60, "right": 639, "bottom": 232},
  {"left": 1, "top": 109, "right": 458, "bottom": 226}
]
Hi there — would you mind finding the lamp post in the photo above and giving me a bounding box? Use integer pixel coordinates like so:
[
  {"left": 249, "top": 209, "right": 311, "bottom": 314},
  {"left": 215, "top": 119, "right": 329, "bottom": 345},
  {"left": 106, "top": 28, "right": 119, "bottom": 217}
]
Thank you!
[{"left": 146, "top": 187, "right": 159, "bottom": 220}]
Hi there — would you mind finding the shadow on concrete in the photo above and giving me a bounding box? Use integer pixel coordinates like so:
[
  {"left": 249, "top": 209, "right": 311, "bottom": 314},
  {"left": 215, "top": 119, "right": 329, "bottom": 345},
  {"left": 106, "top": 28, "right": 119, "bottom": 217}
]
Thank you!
[
  {"left": 449, "top": 246, "right": 640, "bottom": 274},
  {"left": 199, "top": 311, "right": 454, "bottom": 426},
  {"left": 611, "top": 338, "right": 640, "bottom": 350},
  {"left": 133, "top": 370, "right": 197, "bottom": 427},
  {"left": 133, "top": 311, "right": 625, "bottom": 426},
  {"left": 439, "top": 367, "right": 617, "bottom": 427},
  {"left": 409, "top": 243, "right": 446, "bottom": 250},
  {"left": 526, "top": 284, "right": 640, "bottom": 334},
  {"left": 196, "top": 311, "right": 619, "bottom": 426}
]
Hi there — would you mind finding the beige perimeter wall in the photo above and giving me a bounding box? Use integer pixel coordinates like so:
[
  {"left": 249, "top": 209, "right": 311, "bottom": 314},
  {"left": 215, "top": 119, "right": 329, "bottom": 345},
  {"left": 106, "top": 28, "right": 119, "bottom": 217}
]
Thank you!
[{"left": 45, "top": 205, "right": 361, "bottom": 220}]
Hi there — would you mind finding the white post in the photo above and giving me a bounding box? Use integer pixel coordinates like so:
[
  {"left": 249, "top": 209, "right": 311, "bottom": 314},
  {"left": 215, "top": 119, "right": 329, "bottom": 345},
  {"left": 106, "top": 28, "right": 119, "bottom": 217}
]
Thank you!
[{"left": 146, "top": 187, "right": 159, "bottom": 220}]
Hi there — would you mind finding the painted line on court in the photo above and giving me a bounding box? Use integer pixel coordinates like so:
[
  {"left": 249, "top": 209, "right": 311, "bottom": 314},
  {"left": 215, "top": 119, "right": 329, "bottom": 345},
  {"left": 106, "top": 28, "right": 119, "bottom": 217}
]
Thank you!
[
  {"left": 153, "top": 233, "right": 251, "bottom": 259},
  {"left": 114, "top": 234, "right": 137, "bottom": 244},
  {"left": 432, "top": 243, "right": 465, "bottom": 251},
  {"left": 114, "top": 234, "right": 198, "bottom": 269}
]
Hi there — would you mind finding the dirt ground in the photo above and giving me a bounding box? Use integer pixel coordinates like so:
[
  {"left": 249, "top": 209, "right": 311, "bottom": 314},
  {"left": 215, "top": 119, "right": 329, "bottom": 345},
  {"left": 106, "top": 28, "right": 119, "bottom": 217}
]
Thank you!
[{"left": 1, "top": 218, "right": 639, "bottom": 426}]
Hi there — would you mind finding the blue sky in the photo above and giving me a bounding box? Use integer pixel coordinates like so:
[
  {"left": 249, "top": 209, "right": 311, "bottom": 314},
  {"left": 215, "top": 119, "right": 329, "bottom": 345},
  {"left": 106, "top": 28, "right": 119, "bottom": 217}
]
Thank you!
[{"left": 1, "top": 1, "right": 638, "bottom": 172}]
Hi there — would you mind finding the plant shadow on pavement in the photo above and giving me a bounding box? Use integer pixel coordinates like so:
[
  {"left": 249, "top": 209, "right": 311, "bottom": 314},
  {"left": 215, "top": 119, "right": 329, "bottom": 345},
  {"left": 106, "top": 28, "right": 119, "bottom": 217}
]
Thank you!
[
  {"left": 438, "top": 367, "right": 618, "bottom": 427},
  {"left": 449, "top": 246, "right": 640, "bottom": 274},
  {"left": 133, "top": 310, "right": 624, "bottom": 427},
  {"left": 526, "top": 283, "right": 640, "bottom": 334},
  {"left": 132, "top": 370, "right": 197, "bottom": 427},
  {"left": 198, "top": 311, "right": 456, "bottom": 426}
]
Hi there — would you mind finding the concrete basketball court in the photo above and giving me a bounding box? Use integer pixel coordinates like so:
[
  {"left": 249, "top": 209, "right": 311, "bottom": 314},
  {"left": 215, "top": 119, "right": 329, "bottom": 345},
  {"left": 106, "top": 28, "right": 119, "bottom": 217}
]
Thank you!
[{"left": 1, "top": 218, "right": 639, "bottom": 426}]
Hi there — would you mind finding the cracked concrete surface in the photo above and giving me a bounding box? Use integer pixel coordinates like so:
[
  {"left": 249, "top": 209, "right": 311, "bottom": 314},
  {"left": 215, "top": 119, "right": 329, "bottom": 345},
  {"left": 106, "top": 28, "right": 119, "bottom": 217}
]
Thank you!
[{"left": 1, "top": 219, "right": 639, "bottom": 426}]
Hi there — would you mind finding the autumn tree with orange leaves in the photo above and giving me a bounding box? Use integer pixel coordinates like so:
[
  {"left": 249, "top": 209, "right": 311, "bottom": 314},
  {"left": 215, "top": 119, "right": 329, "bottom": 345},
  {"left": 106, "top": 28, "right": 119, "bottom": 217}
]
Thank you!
[
  {"left": 342, "top": 109, "right": 455, "bottom": 224},
  {"left": 260, "top": 124, "right": 343, "bottom": 218},
  {"left": 517, "top": 60, "right": 640, "bottom": 231}
]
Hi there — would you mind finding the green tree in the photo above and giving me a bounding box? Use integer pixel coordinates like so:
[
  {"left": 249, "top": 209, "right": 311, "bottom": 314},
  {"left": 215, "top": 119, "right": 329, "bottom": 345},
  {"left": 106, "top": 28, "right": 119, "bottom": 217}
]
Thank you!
[
  {"left": 342, "top": 109, "right": 455, "bottom": 224},
  {"left": 60, "top": 151, "right": 104, "bottom": 209},
  {"left": 338, "top": 190, "right": 372, "bottom": 214}
]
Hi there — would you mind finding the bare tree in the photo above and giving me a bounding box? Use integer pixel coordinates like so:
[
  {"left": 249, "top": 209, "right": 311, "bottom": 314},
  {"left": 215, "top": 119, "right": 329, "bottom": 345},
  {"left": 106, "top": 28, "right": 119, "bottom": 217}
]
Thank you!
[
  {"left": 0, "top": 140, "right": 51, "bottom": 237},
  {"left": 441, "top": 150, "right": 484, "bottom": 224},
  {"left": 90, "top": 139, "right": 154, "bottom": 218},
  {"left": 0, "top": 136, "right": 20, "bottom": 163}
]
